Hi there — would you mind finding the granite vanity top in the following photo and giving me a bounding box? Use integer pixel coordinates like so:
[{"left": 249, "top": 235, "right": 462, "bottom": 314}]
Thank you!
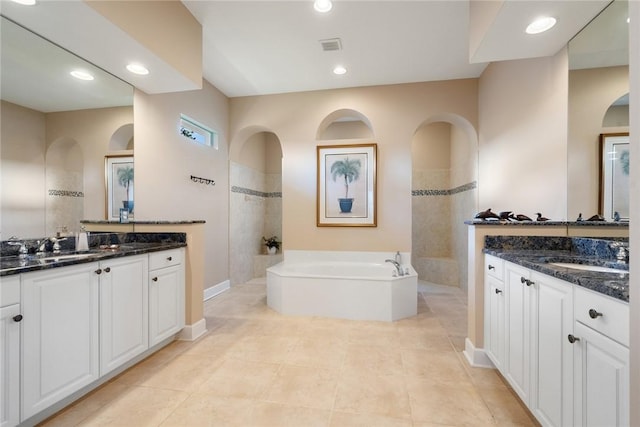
[
  {"left": 1, "top": 232, "right": 186, "bottom": 277},
  {"left": 483, "top": 236, "right": 629, "bottom": 302}
]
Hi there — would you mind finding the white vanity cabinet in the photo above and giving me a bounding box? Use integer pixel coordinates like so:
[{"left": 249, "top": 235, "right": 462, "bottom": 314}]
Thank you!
[
  {"left": 99, "top": 254, "right": 149, "bottom": 376},
  {"left": 529, "top": 271, "right": 573, "bottom": 427},
  {"left": 503, "top": 261, "right": 535, "bottom": 405},
  {"left": 0, "top": 276, "right": 21, "bottom": 427},
  {"left": 572, "top": 286, "right": 629, "bottom": 427},
  {"left": 485, "top": 254, "right": 628, "bottom": 427},
  {"left": 484, "top": 255, "right": 505, "bottom": 370},
  {"left": 21, "top": 263, "right": 100, "bottom": 420},
  {"left": 148, "top": 249, "right": 185, "bottom": 347}
]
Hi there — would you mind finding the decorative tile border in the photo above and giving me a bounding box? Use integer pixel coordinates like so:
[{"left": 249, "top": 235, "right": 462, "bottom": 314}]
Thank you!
[
  {"left": 231, "top": 185, "right": 281, "bottom": 198},
  {"left": 412, "top": 181, "right": 476, "bottom": 197},
  {"left": 48, "top": 189, "right": 84, "bottom": 197}
]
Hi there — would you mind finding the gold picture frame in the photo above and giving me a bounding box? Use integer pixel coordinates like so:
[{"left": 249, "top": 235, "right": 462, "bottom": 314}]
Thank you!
[{"left": 317, "top": 143, "right": 377, "bottom": 227}]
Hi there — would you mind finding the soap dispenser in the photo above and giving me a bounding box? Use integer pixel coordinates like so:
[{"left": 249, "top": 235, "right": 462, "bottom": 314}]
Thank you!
[{"left": 76, "top": 226, "right": 89, "bottom": 252}]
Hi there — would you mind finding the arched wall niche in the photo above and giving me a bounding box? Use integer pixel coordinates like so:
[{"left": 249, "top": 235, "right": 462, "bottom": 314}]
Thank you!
[
  {"left": 602, "top": 92, "right": 630, "bottom": 127},
  {"left": 410, "top": 113, "right": 478, "bottom": 291},
  {"left": 45, "top": 137, "right": 84, "bottom": 235},
  {"left": 316, "top": 108, "right": 374, "bottom": 140},
  {"left": 229, "top": 125, "right": 284, "bottom": 285},
  {"left": 108, "top": 123, "right": 134, "bottom": 151}
]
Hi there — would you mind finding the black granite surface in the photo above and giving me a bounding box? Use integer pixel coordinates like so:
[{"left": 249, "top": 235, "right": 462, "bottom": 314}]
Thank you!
[
  {"left": 1, "top": 232, "right": 186, "bottom": 276},
  {"left": 80, "top": 220, "right": 205, "bottom": 224},
  {"left": 484, "top": 236, "right": 629, "bottom": 302}
]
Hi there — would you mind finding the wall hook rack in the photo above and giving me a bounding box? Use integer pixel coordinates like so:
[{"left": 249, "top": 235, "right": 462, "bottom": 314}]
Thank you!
[{"left": 190, "top": 175, "right": 215, "bottom": 186}]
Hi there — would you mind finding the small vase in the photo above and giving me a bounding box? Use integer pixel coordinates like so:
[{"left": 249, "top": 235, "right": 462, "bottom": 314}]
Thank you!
[{"left": 267, "top": 246, "right": 277, "bottom": 255}]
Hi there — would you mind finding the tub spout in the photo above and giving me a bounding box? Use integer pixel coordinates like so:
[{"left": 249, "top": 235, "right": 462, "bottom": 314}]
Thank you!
[{"left": 385, "top": 259, "right": 403, "bottom": 276}]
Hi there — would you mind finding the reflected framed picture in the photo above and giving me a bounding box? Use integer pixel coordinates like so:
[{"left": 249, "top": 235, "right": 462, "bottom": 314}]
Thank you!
[
  {"left": 317, "top": 143, "right": 377, "bottom": 227},
  {"left": 105, "top": 155, "right": 134, "bottom": 221},
  {"left": 599, "top": 133, "right": 629, "bottom": 221}
]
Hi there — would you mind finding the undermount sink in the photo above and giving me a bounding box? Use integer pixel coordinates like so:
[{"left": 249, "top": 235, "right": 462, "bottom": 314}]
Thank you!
[
  {"left": 34, "top": 253, "right": 96, "bottom": 262},
  {"left": 549, "top": 262, "right": 628, "bottom": 274}
]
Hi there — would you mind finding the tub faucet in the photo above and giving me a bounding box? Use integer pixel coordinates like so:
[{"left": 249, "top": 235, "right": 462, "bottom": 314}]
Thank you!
[{"left": 385, "top": 259, "right": 404, "bottom": 276}]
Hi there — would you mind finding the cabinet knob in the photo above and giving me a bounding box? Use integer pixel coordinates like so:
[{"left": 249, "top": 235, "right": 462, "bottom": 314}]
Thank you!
[
  {"left": 95, "top": 268, "right": 102, "bottom": 275},
  {"left": 13, "top": 314, "right": 23, "bottom": 322},
  {"left": 567, "top": 334, "right": 580, "bottom": 344},
  {"left": 488, "top": 265, "right": 495, "bottom": 271},
  {"left": 520, "top": 276, "right": 527, "bottom": 284},
  {"left": 525, "top": 279, "right": 533, "bottom": 287},
  {"left": 152, "top": 277, "right": 158, "bottom": 282},
  {"left": 588, "top": 309, "right": 603, "bottom": 319},
  {"left": 495, "top": 288, "right": 502, "bottom": 294},
  {"left": 520, "top": 277, "right": 533, "bottom": 286},
  {"left": 167, "top": 256, "right": 172, "bottom": 261},
  {"left": 104, "top": 267, "right": 111, "bottom": 273}
]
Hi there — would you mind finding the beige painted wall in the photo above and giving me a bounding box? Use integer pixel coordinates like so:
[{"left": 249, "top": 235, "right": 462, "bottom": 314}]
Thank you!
[
  {"left": 478, "top": 49, "right": 569, "bottom": 221},
  {"left": 568, "top": 66, "right": 629, "bottom": 220},
  {"left": 46, "top": 107, "right": 134, "bottom": 222},
  {"left": 134, "top": 81, "right": 230, "bottom": 289},
  {"left": 1, "top": 101, "right": 46, "bottom": 239},
  {"left": 230, "top": 79, "right": 478, "bottom": 253}
]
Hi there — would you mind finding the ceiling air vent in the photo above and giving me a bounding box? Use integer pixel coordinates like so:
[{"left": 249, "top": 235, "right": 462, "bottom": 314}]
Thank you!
[{"left": 319, "top": 38, "right": 342, "bottom": 52}]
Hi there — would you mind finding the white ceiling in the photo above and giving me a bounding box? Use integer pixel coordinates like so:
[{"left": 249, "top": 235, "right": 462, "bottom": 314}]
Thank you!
[{"left": 0, "top": 0, "right": 622, "bottom": 111}]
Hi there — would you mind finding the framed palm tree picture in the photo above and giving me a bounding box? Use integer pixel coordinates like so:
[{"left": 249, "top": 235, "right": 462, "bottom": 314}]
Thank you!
[
  {"left": 317, "top": 143, "right": 377, "bottom": 226},
  {"left": 105, "top": 155, "right": 134, "bottom": 221},
  {"left": 599, "top": 133, "right": 629, "bottom": 221}
]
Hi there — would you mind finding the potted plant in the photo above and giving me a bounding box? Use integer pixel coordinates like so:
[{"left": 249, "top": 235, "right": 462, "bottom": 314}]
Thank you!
[
  {"left": 263, "top": 236, "right": 281, "bottom": 254},
  {"left": 117, "top": 165, "right": 134, "bottom": 213},
  {"left": 330, "top": 157, "right": 361, "bottom": 213}
]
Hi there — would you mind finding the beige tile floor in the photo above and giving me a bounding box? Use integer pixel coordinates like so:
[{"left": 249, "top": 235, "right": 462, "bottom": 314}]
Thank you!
[{"left": 40, "top": 280, "right": 539, "bottom": 427}]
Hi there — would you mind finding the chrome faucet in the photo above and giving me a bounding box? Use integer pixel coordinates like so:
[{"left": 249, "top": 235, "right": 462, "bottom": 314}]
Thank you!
[
  {"left": 609, "top": 241, "right": 629, "bottom": 263},
  {"left": 37, "top": 237, "right": 66, "bottom": 254},
  {"left": 7, "top": 237, "right": 28, "bottom": 258},
  {"left": 385, "top": 259, "right": 404, "bottom": 276}
]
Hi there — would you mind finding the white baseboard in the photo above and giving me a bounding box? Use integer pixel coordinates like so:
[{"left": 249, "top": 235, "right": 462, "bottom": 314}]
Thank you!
[
  {"left": 177, "top": 318, "right": 207, "bottom": 341},
  {"left": 204, "top": 280, "right": 230, "bottom": 301},
  {"left": 463, "top": 337, "right": 495, "bottom": 369}
]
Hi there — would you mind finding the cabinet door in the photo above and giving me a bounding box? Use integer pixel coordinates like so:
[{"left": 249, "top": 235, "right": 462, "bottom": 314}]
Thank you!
[
  {"left": 504, "top": 262, "right": 535, "bottom": 404},
  {"left": 530, "top": 273, "right": 573, "bottom": 427},
  {"left": 149, "top": 264, "right": 185, "bottom": 347},
  {"left": 573, "top": 321, "right": 629, "bottom": 427},
  {"left": 485, "top": 274, "right": 505, "bottom": 370},
  {"left": 99, "top": 255, "right": 149, "bottom": 376},
  {"left": 21, "top": 264, "right": 100, "bottom": 420},
  {"left": 1, "top": 303, "right": 21, "bottom": 427}
]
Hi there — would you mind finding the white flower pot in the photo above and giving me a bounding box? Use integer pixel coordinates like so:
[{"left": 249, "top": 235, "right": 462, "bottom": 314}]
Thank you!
[{"left": 267, "top": 246, "right": 277, "bottom": 255}]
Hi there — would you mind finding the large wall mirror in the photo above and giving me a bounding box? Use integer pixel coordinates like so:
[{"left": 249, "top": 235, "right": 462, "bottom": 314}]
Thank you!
[
  {"left": 1, "top": 16, "right": 134, "bottom": 239},
  {"left": 567, "top": 0, "right": 629, "bottom": 221}
]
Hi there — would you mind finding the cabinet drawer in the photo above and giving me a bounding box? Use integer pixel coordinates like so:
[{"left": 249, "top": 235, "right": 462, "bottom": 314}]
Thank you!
[
  {"left": 149, "top": 249, "right": 183, "bottom": 271},
  {"left": 0, "top": 275, "right": 20, "bottom": 307},
  {"left": 575, "top": 286, "right": 629, "bottom": 346},
  {"left": 484, "top": 255, "right": 504, "bottom": 281}
]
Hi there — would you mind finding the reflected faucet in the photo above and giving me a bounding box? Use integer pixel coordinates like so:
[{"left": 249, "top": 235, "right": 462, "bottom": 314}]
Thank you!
[{"left": 385, "top": 259, "right": 404, "bottom": 276}]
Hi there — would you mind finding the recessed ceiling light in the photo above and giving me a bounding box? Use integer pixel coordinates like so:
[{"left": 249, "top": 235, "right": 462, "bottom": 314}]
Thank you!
[
  {"left": 126, "top": 63, "right": 149, "bottom": 75},
  {"left": 333, "top": 65, "right": 347, "bottom": 75},
  {"left": 70, "top": 70, "right": 94, "bottom": 81},
  {"left": 10, "top": 0, "right": 36, "bottom": 5},
  {"left": 314, "top": 0, "right": 332, "bottom": 13},
  {"left": 526, "top": 16, "right": 556, "bottom": 34},
  {"left": 627, "top": 17, "right": 630, "bottom": 24}
]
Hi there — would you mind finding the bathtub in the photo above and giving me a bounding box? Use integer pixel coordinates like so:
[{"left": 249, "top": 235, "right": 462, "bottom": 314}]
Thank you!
[{"left": 266, "top": 250, "right": 418, "bottom": 321}]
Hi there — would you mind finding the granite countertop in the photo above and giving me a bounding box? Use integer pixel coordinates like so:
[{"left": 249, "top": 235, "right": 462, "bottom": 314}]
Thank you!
[
  {"left": 483, "top": 236, "right": 629, "bottom": 302},
  {"left": 80, "top": 220, "right": 205, "bottom": 224},
  {"left": 466, "top": 219, "right": 628, "bottom": 227},
  {"left": 1, "top": 233, "right": 186, "bottom": 277}
]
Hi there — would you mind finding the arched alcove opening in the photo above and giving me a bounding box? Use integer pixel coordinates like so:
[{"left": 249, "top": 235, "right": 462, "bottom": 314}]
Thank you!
[
  {"left": 229, "top": 128, "right": 283, "bottom": 285},
  {"left": 45, "top": 137, "right": 84, "bottom": 236},
  {"left": 317, "top": 108, "right": 374, "bottom": 140},
  {"left": 411, "top": 114, "right": 478, "bottom": 291},
  {"left": 108, "top": 123, "right": 134, "bottom": 151},
  {"left": 602, "top": 92, "right": 629, "bottom": 128}
]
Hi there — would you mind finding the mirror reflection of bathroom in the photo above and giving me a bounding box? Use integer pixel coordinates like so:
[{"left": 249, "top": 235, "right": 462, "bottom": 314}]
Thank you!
[
  {"left": 229, "top": 132, "right": 283, "bottom": 285},
  {"left": 0, "top": 16, "right": 134, "bottom": 240},
  {"left": 411, "top": 119, "right": 478, "bottom": 291},
  {"left": 567, "top": 0, "right": 629, "bottom": 221}
]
